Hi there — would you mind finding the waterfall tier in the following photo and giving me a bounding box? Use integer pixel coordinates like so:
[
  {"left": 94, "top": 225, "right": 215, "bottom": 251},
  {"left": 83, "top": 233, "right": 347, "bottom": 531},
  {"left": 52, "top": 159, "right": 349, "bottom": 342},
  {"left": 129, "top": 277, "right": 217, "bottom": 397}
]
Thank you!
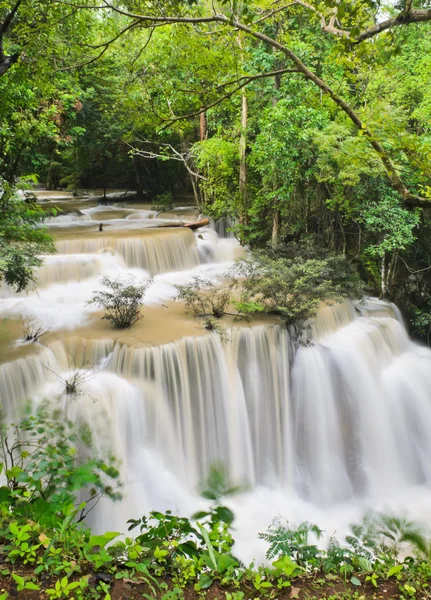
[
  {"left": 2, "top": 301, "right": 430, "bottom": 521},
  {"left": 55, "top": 229, "right": 200, "bottom": 273}
]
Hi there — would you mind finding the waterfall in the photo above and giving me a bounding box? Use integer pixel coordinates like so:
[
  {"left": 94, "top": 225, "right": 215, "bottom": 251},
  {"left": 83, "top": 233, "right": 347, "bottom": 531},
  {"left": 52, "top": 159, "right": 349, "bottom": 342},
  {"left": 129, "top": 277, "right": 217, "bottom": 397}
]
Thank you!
[
  {"left": 2, "top": 194, "right": 431, "bottom": 563},
  {"left": 210, "top": 216, "right": 238, "bottom": 239},
  {"left": 55, "top": 228, "right": 200, "bottom": 273},
  {"left": 2, "top": 300, "right": 431, "bottom": 525}
]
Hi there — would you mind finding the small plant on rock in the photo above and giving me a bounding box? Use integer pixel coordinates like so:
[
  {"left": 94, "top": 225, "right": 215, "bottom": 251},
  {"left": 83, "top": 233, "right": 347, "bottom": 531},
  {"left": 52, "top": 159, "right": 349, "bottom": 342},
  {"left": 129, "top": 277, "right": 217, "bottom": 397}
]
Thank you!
[
  {"left": 88, "top": 276, "right": 153, "bottom": 328},
  {"left": 22, "top": 317, "right": 49, "bottom": 342}
]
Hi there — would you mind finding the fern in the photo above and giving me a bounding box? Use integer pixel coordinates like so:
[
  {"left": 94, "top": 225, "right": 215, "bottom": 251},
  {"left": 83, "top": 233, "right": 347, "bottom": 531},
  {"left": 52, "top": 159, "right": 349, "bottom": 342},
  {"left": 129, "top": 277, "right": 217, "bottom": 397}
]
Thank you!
[{"left": 259, "top": 521, "right": 322, "bottom": 564}]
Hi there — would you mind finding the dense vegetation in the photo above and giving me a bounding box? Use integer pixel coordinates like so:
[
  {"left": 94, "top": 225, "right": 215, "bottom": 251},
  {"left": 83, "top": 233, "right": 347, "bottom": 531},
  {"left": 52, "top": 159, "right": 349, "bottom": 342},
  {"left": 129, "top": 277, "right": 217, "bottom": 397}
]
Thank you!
[{"left": 3, "top": 1, "right": 431, "bottom": 598}]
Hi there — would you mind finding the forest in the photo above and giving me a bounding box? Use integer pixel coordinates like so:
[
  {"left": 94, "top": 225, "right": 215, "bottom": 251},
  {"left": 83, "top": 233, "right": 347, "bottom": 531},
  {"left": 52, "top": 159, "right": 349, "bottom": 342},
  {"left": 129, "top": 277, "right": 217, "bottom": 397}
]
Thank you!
[{"left": 2, "top": 1, "right": 431, "bottom": 599}]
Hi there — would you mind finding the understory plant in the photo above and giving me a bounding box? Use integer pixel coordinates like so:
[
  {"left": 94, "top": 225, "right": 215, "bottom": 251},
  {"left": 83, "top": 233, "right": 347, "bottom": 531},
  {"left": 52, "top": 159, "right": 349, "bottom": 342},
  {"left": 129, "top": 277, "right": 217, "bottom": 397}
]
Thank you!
[
  {"left": 1, "top": 416, "right": 431, "bottom": 600},
  {"left": 88, "top": 276, "right": 153, "bottom": 328}
]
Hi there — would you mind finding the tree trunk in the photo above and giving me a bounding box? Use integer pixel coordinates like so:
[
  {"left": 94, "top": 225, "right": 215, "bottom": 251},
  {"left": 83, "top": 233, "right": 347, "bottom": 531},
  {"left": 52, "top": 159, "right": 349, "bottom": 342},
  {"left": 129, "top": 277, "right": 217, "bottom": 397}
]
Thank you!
[
  {"left": 133, "top": 155, "right": 146, "bottom": 198},
  {"left": 272, "top": 210, "right": 280, "bottom": 243},
  {"left": 199, "top": 110, "right": 207, "bottom": 142},
  {"left": 239, "top": 92, "right": 248, "bottom": 231},
  {"left": 271, "top": 56, "right": 281, "bottom": 244}
]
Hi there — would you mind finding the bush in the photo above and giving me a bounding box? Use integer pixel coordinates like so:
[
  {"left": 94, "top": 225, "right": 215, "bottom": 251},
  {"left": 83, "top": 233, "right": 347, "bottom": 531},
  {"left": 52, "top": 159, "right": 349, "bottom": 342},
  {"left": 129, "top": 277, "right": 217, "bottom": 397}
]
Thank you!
[
  {"left": 175, "top": 276, "right": 235, "bottom": 319},
  {"left": 231, "top": 240, "right": 364, "bottom": 325},
  {"left": 88, "top": 276, "right": 153, "bottom": 328}
]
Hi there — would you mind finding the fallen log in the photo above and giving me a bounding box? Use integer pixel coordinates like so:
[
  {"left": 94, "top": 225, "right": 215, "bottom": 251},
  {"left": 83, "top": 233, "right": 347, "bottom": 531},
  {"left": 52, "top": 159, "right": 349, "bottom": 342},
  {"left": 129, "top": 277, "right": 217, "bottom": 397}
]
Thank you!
[{"left": 152, "top": 219, "right": 209, "bottom": 231}]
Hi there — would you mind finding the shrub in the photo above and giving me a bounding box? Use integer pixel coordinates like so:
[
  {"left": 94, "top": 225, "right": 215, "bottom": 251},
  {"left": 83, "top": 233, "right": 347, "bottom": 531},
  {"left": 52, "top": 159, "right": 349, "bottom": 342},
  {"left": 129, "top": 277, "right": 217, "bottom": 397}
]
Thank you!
[
  {"left": 231, "top": 239, "right": 364, "bottom": 325},
  {"left": 0, "top": 178, "right": 54, "bottom": 292},
  {"left": 88, "top": 276, "right": 153, "bottom": 328},
  {"left": 175, "top": 276, "right": 234, "bottom": 319},
  {"left": 152, "top": 191, "right": 173, "bottom": 212}
]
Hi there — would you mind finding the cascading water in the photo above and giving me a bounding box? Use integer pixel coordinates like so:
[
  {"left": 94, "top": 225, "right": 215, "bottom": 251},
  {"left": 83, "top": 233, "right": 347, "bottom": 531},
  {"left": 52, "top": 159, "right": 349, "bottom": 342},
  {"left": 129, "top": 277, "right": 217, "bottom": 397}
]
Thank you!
[
  {"left": 55, "top": 228, "right": 200, "bottom": 273},
  {"left": 2, "top": 194, "right": 431, "bottom": 564}
]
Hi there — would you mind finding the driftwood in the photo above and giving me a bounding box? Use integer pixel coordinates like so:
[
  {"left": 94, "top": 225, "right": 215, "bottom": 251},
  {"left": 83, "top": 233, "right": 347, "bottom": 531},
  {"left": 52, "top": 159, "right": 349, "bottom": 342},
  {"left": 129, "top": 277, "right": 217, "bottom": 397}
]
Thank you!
[{"left": 153, "top": 219, "right": 209, "bottom": 231}]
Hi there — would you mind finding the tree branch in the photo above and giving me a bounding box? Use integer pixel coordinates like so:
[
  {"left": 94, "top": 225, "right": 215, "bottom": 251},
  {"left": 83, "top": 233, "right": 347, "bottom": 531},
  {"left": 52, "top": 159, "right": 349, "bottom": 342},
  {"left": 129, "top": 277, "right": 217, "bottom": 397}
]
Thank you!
[
  {"left": 0, "top": 0, "right": 22, "bottom": 38},
  {"left": 0, "top": 0, "right": 23, "bottom": 77},
  {"left": 155, "top": 68, "right": 299, "bottom": 130},
  {"left": 356, "top": 9, "right": 431, "bottom": 43}
]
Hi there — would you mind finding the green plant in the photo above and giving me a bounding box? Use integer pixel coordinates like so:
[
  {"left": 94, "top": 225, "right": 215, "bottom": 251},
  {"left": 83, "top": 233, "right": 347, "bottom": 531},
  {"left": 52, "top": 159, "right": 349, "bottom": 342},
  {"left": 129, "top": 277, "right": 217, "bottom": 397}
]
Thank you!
[
  {"left": 175, "top": 276, "right": 235, "bottom": 319},
  {"left": 260, "top": 521, "right": 323, "bottom": 566},
  {"left": 46, "top": 576, "right": 87, "bottom": 598},
  {"left": 0, "top": 178, "right": 54, "bottom": 292},
  {"left": 0, "top": 404, "right": 121, "bottom": 524},
  {"left": 88, "top": 276, "right": 153, "bottom": 328},
  {"left": 204, "top": 317, "right": 229, "bottom": 342},
  {"left": 152, "top": 191, "right": 174, "bottom": 212},
  {"left": 232, "top": 240, "right": 364, "bottom": 326},
  {"left": 11, "top": 573, "right": 40, "bottom": 592},
  {"left": 7, "top": 522, "right": 41, "bottom": 564}
]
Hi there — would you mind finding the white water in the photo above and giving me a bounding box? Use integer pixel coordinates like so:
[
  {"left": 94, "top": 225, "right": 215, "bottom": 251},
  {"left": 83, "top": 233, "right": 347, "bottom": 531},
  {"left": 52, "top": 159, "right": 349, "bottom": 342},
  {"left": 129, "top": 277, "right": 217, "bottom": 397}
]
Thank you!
[{"left": 1, "top": 196, "right": 431, "bottom": 564}]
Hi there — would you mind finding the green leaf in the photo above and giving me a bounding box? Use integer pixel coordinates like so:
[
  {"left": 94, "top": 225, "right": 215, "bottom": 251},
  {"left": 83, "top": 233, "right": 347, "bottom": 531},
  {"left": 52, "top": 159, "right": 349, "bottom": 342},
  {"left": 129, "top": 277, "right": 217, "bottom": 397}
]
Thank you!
[
  {"left": 191, "top": 511, "right": 210, "bottom": 521},
  {"left": 387, "top": 564, "right": 403, "bottom": 578},
  {"left": 196, "top": 523, "right": 217, "bottom": 571},
  {"left": 217, "top": 553, "right": 238, "bottom": 573},
  {"left": 25, "top": 583, "right": 40, "bottom": 590},
  {"left": 0, "top": 487, "right": 11, "bottom": 504},
  {"left": 197, "top": 573, "right": 213, "bottom": 590},
  {"left": 350, "top": 577, "right": 361, "bottom": 586},
  {"left": 12, "top": 574, "right": 25, "bottom": 587},
  {"left": 213, "top": 506, "right": 234, "bottom": 524},
  {"left": 89, "top": 532, "right": 120, "bottom": 549}
]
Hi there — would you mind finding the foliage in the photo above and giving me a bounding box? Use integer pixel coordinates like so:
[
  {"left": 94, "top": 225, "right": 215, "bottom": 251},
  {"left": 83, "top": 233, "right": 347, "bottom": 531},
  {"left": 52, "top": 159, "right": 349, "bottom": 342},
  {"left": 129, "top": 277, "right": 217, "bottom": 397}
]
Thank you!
[
  {"left": 1, "top": 421, "right": 431, "bottom": 600},
  {"left": 204, "top": 317, "right": 229, "bottom": 343},
  {"left": 0, "top": 405, "right": 121, "bottom": 524},
  {"left": 192, "top": 137, "right": 239, "bottom": 217},
  {"left": 152, "top": 191, "right": 174, "bottom": 212},
  {"left": 358, "top": 193, "right": 420, "bottom": 259},
  {"left": 232, "top": 241, "right": 365, "bottom": 325},
  {"left": 0, "top": 179, "right": 54, "bottom": 291},
  {"left": 175, "top": 276, "right": 235, "bottom": 319},
  {"left": 88, "top": 276, "right": 153, "bottom": 329}
]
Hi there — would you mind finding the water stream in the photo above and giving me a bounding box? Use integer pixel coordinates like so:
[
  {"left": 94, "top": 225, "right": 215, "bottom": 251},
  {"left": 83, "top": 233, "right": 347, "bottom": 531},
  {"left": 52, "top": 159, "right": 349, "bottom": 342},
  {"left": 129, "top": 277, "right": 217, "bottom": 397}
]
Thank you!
[{"left": 1, "top": 194, "right": 431, "bottom": 563}]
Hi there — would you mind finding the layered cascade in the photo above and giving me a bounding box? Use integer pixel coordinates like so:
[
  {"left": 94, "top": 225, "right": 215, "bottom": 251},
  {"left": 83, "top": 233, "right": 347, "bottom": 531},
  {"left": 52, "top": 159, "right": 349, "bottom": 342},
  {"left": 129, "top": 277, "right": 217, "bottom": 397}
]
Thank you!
[
  {"left": 55, "top": 228, "right": 200, "bottom": 274},
  {"left": 2, "top": 300, "right": 431, "bottom": 529}
]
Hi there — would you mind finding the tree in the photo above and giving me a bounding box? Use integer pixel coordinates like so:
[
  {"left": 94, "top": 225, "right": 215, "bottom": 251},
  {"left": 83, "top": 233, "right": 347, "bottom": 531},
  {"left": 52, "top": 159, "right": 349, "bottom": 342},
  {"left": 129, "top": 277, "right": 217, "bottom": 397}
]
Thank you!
[{"left": 0, "top": 1, "right": 21, "bottom": 77}]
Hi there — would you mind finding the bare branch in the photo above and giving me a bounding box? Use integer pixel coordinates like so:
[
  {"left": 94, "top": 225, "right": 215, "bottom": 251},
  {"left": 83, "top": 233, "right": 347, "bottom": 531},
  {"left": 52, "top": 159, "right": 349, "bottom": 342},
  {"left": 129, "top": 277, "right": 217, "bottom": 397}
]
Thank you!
[
  {"left": 101, "top": 1, "right": 222, "bottom": 25},
  {"left": 252, "top": 3, "right": 297, "bottom": 24}
]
